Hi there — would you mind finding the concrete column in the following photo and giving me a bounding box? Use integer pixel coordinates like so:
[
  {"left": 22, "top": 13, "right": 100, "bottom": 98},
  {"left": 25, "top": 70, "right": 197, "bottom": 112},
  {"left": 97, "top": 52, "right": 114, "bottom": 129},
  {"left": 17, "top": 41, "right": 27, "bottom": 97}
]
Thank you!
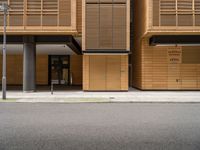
[{"left": 23, "top": 36, "right": 36, "bottom": 92}]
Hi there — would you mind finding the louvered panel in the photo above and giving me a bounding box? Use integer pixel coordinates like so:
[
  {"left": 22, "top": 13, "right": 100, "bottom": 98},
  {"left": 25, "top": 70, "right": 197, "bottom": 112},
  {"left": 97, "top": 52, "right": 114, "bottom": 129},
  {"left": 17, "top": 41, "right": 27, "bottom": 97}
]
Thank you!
[
  {"left": 195, "top": 0, "right": 200, "bottom": 10},
  {"left": 160, "top": 14, "right": 176, "bottom": 26},
  {"left": 27, "top": 0, "right": 41, "bottom": 26},
  {"left": 113, "top": 4, "right": 126, "bottom": 49},
  {"left": 160, "top": 0, "right": 176, "bottom": 10},
  {"left": 42, "top": 0, "right": 58, "bottom": 26},
  {"left": 9, "top": 0, "right": 23, "bottom": 26},
  {"left": 9, "top": 15, "right": 23, "bottom": 26},
  {"left": 0, "top": 17, "right": 3, "bottom": 26},
  {"left": 77, "top": 0, "right": 82, "bottom": 32},
  {"left": 160, "top": 0, "right": 176, "bottom": 26},
  {"left": 0, "top": 0, "right": 7, "bottom": 26},
  {"left": 27, "top": 0, "right": 41, "bottom": 10},
  {"left": 59, "top": 0, "right": 71, "bottom": 26},
  {"left": 178, "top": 14, "right": 193, "bottom": 26},
  {"left": 10, "top": 0, "right": 24, "bottom": 10},
  {"left": 195, "top": 14, "right": 200, "bottom": 25},
  {"left": 99, "top": 4, "right": 113, "bottom": 49},
  {"left": 182, "top": 47, "right": 200, "bottom": 64},
  {"left": 43, "top": 0, "right": 58, "bottom": 10},
  {"left": 177, "top": 0, "right": 193, "bottom": 11},
  {"left": 153, "top": 0, "right": 160, "bottom": 26},
  {"left": 27, "top": 15, "right": 41, "bottom": 26},
  {"left": 42, "top": 14, "right": 57, "bottom": 26},
  {"left": 86, "top": 4, "right": 99, "bottom": 49}
]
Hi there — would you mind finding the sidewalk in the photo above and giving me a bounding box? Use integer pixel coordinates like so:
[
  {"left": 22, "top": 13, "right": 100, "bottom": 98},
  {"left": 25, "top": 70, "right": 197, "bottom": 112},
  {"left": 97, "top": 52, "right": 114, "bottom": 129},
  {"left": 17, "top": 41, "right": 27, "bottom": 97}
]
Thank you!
[{"left": 0, "top": 88, "right": 200, "bottom": 103}]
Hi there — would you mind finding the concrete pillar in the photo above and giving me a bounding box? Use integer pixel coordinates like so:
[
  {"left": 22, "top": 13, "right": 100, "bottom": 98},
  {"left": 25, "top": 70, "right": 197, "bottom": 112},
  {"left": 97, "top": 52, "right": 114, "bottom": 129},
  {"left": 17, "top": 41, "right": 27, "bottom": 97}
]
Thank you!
[{"left": 23, "top": 36, "right": 36, "bottom": 92}]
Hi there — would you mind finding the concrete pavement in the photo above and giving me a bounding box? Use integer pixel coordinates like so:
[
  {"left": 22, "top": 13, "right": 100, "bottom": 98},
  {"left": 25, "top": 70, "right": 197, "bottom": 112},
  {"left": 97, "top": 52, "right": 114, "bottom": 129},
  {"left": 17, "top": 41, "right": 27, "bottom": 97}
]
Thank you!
[
  {"left": 0, "top": 103, "right": 200, "bottom": 150},
  {"left": 0, "top": 88, "right": 200, "bottom": 103}
]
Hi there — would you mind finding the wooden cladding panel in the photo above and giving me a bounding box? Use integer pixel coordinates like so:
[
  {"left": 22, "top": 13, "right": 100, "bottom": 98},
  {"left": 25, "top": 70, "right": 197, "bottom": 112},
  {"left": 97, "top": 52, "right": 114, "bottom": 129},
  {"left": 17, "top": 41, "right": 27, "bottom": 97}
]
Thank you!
[
  {"left": 113, "top": 4, "right": 126, "bottom": 49},
  {"left": 70, "top": 55, "right": 83, "bottom": 85},
  {"left": 83, "top": 55, "right": 128, "bottom": 91},
  {"left": 77, "top": 0, "right": 82, "bottom": 33},
  {"left": 86, "top": 4, "right": 99, "bottom": 49},
  {"left": 83, "top": 55, "right": 90, "bottom": 90},
  {"left": 178, "top": 14, "right": 193, "bottom": 26},
  {"left": 43, "top": 0, "right": 57, "bottom": 10},
  {"left": 36, "top": 55, "right": 48, "bottom": 85},
  {"left": 133, "top": 38, "right": 200, "bottom": 90},
  {"left": 177, "top": 0, "right": 192, "bottom": 10},
  {"left": 42, "top": 15, "right": 57, "bottom": 26},
  {"left": 85, "top": 1, "right": 128, "bottom": 50},
  {"left": 0, "top": 0, "right": 76, "bottom": 33},
  {"left": 121, "top": 55, "right": 129, "bottom": 90},
  {"left": 152, "top": 0, "right": 200, "bottom": 27},
  {"left": 160, "top": 15, "right": 176, "bottom": 26},
  {"left": 10, "top": 0, "right": 24, "bottom": 10},
  {"left": 27, "top": 15, "right": 41, "bottom": 26},
  {"left": 89, "top": 56, "right": 106, "bottom": 90},
  {"left": 27, "top": 0, "right": 41, "bottom": 10},
  {"left": 182, "top": 47, "right": 200, "bottom": 64},
  {"left": 153, "top": 0, "right": 159, "bottom": 26},
  {"left": 181, "top": 64, "right": 198, "bottom": 89},
  {"left": 0, "top": 55, "right": 48, "bottom": 85},
  {"left": 99, "top": 4, "right": 113, "bottom": 49},
  {"left": 59, "top": 0, "right": 71, "bottom": 26},
  {"left": 9, "top": 15, "right": 23, "bottom": 26},
  {"left": 106, "top": 56, "right": 121, "bottom": 90}
]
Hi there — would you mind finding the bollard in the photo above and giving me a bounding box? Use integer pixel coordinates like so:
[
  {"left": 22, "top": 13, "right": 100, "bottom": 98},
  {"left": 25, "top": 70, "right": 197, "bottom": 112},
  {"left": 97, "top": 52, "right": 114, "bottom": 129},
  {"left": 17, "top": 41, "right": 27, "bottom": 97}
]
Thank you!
[{"left": 51, "top": 82, "right": 54, "bottom": 95}]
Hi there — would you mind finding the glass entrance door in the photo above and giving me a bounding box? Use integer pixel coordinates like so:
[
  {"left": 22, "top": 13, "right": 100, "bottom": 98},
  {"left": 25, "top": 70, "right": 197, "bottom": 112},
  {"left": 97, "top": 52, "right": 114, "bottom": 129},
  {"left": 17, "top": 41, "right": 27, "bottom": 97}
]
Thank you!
[{"left": 49, "top": 55, "right": 70, "bottom": 85}]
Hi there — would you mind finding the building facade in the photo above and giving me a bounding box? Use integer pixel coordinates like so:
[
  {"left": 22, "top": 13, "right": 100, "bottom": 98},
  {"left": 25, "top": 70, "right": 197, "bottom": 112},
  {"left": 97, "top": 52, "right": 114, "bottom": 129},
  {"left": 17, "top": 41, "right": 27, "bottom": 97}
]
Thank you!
[
  {"left": 0, "top": 0, "right": 200, "bottom": 91},
  {"left": 133, "top": 0, "right": 200, "bottom": 90}
]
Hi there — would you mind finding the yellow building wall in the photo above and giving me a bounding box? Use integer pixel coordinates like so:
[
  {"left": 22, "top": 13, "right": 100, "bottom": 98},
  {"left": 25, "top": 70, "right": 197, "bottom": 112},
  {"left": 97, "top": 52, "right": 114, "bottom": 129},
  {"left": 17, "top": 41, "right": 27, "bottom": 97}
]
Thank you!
[
  {"left": 133, "top": 38, "right": 200, "bottom": 90},
  {"left": 83, "top": 55, "right": 128, "bottom": 91},
  {"left": 70, "top": 55, "right": 82, "bottom": 85},
  {"left": 0, "top": 55, "right": 48, "bottom": 85}
]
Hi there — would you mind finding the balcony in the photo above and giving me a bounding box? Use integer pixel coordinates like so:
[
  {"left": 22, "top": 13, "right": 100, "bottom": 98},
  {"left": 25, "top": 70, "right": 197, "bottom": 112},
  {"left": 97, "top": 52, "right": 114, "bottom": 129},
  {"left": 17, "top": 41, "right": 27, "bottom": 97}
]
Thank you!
[
  {"left": 0, "top": 0, "right": 78, "bottom": 34},
  {"left": 148, "top": 0, "right": 200, "bottom": 33}
]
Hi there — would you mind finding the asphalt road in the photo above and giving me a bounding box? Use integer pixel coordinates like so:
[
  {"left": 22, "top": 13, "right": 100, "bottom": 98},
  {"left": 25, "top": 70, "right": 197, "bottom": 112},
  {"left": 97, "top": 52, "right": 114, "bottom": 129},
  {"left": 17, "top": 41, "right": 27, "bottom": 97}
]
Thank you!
[{"left": 0, "top": 103, "right": 200, "bottom": 150}]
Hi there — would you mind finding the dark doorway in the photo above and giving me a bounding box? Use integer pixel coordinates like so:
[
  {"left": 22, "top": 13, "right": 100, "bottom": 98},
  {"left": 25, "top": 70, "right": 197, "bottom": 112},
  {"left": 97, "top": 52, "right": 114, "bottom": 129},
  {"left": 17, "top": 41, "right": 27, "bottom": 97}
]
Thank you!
[{"left": 48, "top": 55, "right": 70, "bottom": 85}]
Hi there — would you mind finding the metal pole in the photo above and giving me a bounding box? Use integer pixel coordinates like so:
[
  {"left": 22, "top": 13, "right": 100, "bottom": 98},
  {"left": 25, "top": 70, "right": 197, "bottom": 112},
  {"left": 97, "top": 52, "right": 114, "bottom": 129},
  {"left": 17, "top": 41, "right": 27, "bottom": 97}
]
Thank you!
[{"left": 2, "top": 4, "right": 7, "bottom": 100}]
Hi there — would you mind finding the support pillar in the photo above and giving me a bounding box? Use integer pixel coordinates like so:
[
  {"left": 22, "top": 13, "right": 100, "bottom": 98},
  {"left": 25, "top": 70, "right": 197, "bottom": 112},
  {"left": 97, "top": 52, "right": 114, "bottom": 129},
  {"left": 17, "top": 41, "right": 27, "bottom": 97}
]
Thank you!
[{"left": 23, "top": 36, "right": 36, "bottom": 92}]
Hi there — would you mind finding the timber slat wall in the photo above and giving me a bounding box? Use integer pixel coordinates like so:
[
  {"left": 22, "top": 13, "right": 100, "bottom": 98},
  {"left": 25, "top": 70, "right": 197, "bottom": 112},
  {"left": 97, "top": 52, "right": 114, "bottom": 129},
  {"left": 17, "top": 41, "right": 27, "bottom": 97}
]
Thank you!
[
  {"left": 141, "top": 39, "right": 200, "bottom": 90},
  {"left": 70, "top": 55, "right": 82, "bottom": 85},
  {"left": 0, "top": 0, "right": 81, "bottom": 34},
  {"left": 149, "top": 0, "right": 200, "bottom": 32},
  {"left": 0, "top": 55, "right": 83, "bottom": 86},
  {"left": 83, "top": 55, "right": 128, "bottom": 91},
  {"left": 0, "top": 55, "right": 48, "bottom": 85},
  {"left": 132, "top": 0, "right": 200, "bottom": 90},
  {"left": 82, "top": 0, "right": 130, "bottom": 51}
]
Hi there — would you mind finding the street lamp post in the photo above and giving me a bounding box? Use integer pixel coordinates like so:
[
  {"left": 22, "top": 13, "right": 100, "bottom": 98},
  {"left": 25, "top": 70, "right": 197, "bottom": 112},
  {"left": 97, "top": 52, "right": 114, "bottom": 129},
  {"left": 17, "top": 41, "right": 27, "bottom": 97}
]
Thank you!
[{"left": 0, "top": 3, "right": 9, "bottom": 99}]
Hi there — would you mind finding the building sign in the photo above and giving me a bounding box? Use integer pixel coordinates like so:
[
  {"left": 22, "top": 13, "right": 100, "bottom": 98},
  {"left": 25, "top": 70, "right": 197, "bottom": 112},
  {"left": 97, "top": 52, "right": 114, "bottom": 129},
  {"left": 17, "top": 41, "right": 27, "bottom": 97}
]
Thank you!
[{"left": 168, "top": 47, "right": 182, "bottom": 64}]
